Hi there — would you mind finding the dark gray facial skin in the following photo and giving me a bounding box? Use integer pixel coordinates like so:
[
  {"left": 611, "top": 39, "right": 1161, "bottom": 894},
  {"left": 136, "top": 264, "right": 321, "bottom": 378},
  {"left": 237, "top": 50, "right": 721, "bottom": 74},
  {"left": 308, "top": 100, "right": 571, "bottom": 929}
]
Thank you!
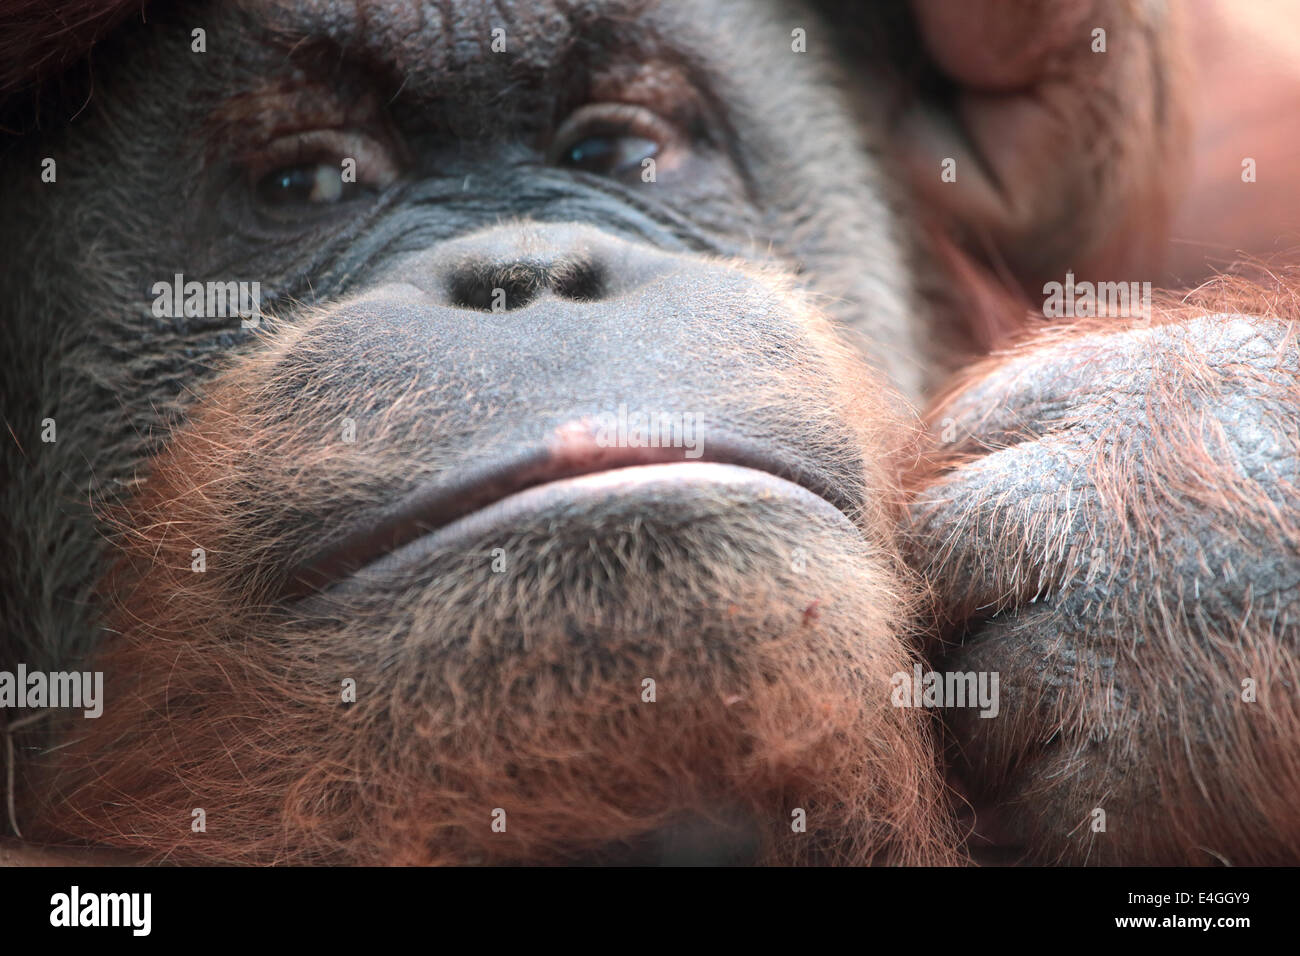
[
  {"left": 0, "top": 0, "right": 955, "bottom": 865},
  {"left": 0, "top": 0, "right": 925, "bottom": 667},
  {"left": 2, "top": 0, "right": 1296, "bottom": 868}
]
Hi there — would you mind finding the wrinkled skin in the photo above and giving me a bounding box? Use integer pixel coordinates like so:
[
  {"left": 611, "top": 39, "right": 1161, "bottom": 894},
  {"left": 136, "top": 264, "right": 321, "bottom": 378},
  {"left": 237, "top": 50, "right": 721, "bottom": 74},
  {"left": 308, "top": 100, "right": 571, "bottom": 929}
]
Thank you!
[
  {"left": 910, "top": 303, "right": 1300, "bottom": 864},
  {"left": 0, "top": 0, "right": 1296, "bottom": 865}
]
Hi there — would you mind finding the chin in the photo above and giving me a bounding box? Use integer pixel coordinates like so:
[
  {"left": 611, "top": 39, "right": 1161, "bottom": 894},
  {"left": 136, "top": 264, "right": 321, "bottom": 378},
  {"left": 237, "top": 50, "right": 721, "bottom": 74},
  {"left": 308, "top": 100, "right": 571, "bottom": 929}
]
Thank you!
[{"left": 30, "top": 449, "right": 955, "bottom": 865}]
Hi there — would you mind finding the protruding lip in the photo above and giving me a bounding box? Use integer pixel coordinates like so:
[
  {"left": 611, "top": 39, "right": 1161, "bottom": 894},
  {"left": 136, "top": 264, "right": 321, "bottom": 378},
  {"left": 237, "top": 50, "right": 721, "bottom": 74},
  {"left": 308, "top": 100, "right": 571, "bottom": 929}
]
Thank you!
[{"left": 282, "top": 429, "right": 857, "bottom": 599}]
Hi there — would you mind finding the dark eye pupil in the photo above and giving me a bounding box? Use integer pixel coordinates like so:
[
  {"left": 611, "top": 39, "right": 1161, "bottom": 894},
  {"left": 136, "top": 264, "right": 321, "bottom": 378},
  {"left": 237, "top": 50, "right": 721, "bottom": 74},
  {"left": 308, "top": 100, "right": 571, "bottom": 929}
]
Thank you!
[
  {"left": 563, "top": 135, "right": 659, "bottom": 176},
  {"left": 260, "top": 166, "right": 316, "bottom": 204},
  {"left": 567, "top": 137, "right": 614, "bottom": 167}
]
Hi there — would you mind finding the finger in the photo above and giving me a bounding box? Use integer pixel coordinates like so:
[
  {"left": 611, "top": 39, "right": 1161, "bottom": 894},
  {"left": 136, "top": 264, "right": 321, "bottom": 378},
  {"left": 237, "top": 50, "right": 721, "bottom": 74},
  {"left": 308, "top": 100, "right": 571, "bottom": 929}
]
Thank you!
[
  {"left": 911, "top": 0, "right": 1099, "bottom": 90},
  {"left": 923, "top": 314, "right": 1295, "bottom": 454},
  {"left": 906, "top": 433, "right": 1101, "bottom": 619},
  {"left": 902, "top": 0, "right": 1187, "bottom": 282}
]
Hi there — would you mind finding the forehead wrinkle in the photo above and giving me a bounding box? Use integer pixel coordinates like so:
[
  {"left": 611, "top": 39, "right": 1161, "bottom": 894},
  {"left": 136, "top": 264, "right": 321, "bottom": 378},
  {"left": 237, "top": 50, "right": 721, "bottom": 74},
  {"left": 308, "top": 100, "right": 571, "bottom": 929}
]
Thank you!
[{"left": 235, "top": 0, "right": 663, "bottom": 88}]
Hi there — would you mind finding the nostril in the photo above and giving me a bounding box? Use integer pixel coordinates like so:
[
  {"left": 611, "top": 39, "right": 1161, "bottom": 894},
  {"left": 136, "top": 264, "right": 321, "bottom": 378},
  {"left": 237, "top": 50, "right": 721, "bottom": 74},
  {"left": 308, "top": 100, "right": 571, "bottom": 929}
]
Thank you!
[
  {"left": 551, "top": 258, "right": 606, "bottom": 302},
  {"left": 445, "top": 256, "right": 607, "bottom": 311},
  {"left": 447, "top": 261, "right": 542, "bottom": 311}
]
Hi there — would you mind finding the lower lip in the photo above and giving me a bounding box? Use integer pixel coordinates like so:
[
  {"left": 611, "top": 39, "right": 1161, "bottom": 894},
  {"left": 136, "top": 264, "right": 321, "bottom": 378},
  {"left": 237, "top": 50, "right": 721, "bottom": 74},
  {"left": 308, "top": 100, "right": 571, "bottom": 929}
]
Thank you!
[{"left": 329, "top": 462, "right": 854, "bottom": 584}]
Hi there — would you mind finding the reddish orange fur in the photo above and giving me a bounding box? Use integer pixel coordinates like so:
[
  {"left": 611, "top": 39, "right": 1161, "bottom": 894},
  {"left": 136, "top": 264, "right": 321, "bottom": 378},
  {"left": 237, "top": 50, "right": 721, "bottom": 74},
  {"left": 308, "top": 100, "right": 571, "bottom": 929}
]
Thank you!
[
  {"left": 3, "top": 0, "right": 1295, "bottom": 869},
  {"left": 905, "top": 269, "right": 1300, "bottom": 864},
  {"left": 20, "top": 287, "right": 960, "bottom": 866}
]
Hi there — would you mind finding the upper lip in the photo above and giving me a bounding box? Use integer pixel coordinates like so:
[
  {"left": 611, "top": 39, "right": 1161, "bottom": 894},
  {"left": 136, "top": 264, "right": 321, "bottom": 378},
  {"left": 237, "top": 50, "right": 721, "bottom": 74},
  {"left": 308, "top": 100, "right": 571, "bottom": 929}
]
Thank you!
[{"left": 281, "top": 435, "right": 856, "bottom": 599}]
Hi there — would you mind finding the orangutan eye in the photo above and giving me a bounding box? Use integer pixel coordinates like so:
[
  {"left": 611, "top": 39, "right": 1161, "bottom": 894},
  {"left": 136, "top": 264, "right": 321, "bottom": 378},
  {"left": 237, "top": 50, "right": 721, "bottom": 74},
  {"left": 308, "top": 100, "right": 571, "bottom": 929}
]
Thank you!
[
  {"left": 551, "top": 103, "right": 678, "bottom": 180},
  {"left": 256, "top": 162, "right": 358, "bottom": 205},
  {"left": 248, "top": 130, "right": 399, "bottom": 210},
  {"left": 559, "top": 134, "right": 660, "bottom": 177}
]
